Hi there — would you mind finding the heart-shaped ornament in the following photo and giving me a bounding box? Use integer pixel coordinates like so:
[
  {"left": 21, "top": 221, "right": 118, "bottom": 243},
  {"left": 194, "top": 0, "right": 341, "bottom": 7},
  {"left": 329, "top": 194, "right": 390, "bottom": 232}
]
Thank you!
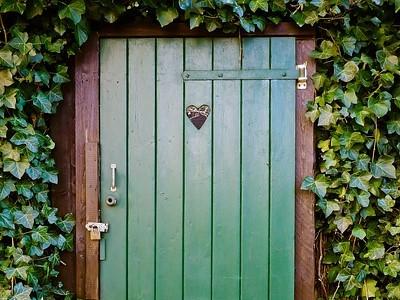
[{"left": 186, "top": 104, "right": 210, "bottom": 130}]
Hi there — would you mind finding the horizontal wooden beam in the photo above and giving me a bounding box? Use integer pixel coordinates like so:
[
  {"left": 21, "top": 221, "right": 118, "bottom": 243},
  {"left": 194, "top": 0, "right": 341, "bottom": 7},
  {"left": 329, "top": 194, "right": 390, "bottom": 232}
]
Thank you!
[{"left": 100, "top": 21, "right": 314, "bottom": 38}]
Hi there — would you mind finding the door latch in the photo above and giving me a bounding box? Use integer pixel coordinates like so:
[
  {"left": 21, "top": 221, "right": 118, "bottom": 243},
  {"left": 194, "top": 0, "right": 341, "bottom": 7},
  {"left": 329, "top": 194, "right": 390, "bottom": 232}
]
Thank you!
[
  {"left": 85, "top": 222, "right": 109, "bottom": 240},
  {"left": 296, "top": 62, "right": 308, "bottom": 90}
]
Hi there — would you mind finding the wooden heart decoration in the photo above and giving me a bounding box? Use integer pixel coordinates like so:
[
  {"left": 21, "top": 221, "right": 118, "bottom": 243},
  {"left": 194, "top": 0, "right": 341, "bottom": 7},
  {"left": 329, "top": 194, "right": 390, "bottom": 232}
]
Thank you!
[{"left": 186, "top": 104, "right": 210, "bottom": 130}]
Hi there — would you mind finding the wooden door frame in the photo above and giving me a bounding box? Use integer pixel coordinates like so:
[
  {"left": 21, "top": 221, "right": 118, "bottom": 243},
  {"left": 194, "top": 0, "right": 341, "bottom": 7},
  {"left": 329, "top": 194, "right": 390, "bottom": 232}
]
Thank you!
[{"left": 51, "top": 21, "right": 316, "bottom": 300}]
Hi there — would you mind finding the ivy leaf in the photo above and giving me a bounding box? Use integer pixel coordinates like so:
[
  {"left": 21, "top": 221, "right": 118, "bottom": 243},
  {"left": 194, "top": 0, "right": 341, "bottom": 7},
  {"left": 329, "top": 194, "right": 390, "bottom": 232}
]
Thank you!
[
  {"left": 349, "top": 172, "right": 372, "bottom": 191},
  {"left": 32, "top": 91, "right": 52, "bottom": 113},
  {"left": 14, "top": 206, "right": 39, "bottom": 229},
  {"left": 252, "top": 16, "right": 266, "bottom": 31},
  {"left": 26, "top": 166, "right": 41, "bottom": 180},
  {"left": 339, "top": 61, "right": 359, "bottom": 82},
  {"left": 0, "top": 49, "right": 14, "bottom": 67},
  {"left": 179, "top": 0, "right": 192, "bottom": 9},
  {"left": 15, "top": 182, "right": 34, "bottom": 199},
  {"left": 356, "top": 191, "right": 370, "bottom": 207},
  {"left": 362, "top": 279, "right": 377, "bottom": 298},
  {"left": 0, "top": 0, "right": 26, "bottom": 14},
  {"left": 240, "top": 18, "right": 256, "bottom": 32},
  {"left": 387, "top": 282, "right": 400, "bottom": 298},
  {"left": 156, "top": 7, "right": 179, "bottom": 27},
  {"left": 377, "top": 195, "right": 395, "bottom": 212},
  {"left": 301, "top": 175, "right": 329, "bottom": 198},
  {"left": 304, "top": 10, "right": 319, "bottom": 25},
  {"left": 56, "top": 213, "right": 75, "bottom": 233},
  {"left": 318, "top": 199, "right": 340, "bottom": 218},
  {"left": 32, "top": 225, "right": 51, "bottom": 244},
  {"left": 368, "top": 93, "right": 391, "bottom": 118},
  {"left": 3, "top": 159, "right": 30, "bottom": 179},
  {"left": 11, "top": 247, "right": 32, "bottom": 265},
  {"left": 52, "top": 66, "right": 70, "bottom": 84},
  {"left": 9, "top": 31, "right": 32, "bottom": 55},
  {"left": 312, "top": 73, "right": 326, "bottom": 90},
  {"left": 249, "top": 0, "right": 268, "bottom": 12},
  {"left": 0, "top": 209, "right": 14, "bottom": 229},
  {"left": 342, "top": 36, "right": 357, "bottom": 56},
  {"left": 334, "top": 216, "right": 353, "bottom": 233},
  {"left": 387, "top": 118, "right": 400, "bottom": 135},
  {"left": 371, "top": 155, "right": 396, "bottom": 179},
  {"left": 11, "top": 133, "right": 40, "bottom": 153},
  {"left": 0, "top": 179, "right": 16, "bottom": 201},
  {"left": 58, "top": 0, "right": 86, "bottom": 25},
  {"left": 10, "top": 283, "right": 32, "bottom": 300},
  {"left": 5, "top": 266, "right": 29, "bottom": 280},
  {"left": 75, "top": 20, "right": 89, "bottom": 46},
  {"left": 318, "top": 104, "right": 337, "bottom": 127},
  {"left": 48, "top": 85, "right": 63, "bottom": 102},
  {"left": 343, "top": 88, "right": 358, "bottom": 107},
  {"left": 190, "top": 15, "right": 203, "bottom": 29},
  {"left": 34, "top": 70, "right": 50, "bottom": 86},
  {"left": 1, "top": 88, "right": 17, "bottom": 108},
  {"left": 352, "top": 225, "right": 366, "bottom": 239},
  {"left": 0, "top": 70, "right": 14, "bottom": 95},
  {"left": 365, "top": 241, "right": 385, "bottom": 260},
  {"left": 310, "top": 40, "right": 339, "bottom": 59}
]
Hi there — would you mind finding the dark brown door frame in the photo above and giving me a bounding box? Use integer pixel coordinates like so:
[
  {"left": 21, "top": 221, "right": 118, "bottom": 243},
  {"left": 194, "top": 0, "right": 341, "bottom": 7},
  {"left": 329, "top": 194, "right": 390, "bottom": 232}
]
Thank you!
[{"left": 51, "top": 21, "right": 316, "bottom": 300}]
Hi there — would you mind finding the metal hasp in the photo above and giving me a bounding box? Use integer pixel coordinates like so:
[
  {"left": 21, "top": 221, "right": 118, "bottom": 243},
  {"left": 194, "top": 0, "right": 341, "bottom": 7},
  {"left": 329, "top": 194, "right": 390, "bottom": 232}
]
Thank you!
[
  {"left": 86, "top": 222, "right": 109, "bottom": 240},
  {"left": 182, "top": 69, "right": 298, "bottom": 81},
  {"left": 296, "top": 62, "right": 307, "bottom": 90}
]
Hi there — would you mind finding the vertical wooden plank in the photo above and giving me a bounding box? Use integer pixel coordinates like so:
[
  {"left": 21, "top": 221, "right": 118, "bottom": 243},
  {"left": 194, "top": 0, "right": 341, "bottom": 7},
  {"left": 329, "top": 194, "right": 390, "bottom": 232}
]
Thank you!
[
  {"left": 74, "top": 35, "right": 99, "bottom": 299},
  {"left": 270, "top": 37, "right": 296, "bottom": 299},
  {"left": 99, "top": 39, "right": 127, "bottom": 300},
  {"left": 50, "top": 72, "right": 76, "bottom": 293},
  {"left": 184, "top": 38, "right": 212, "bottom": 300},
  {"left": 127, "top": 38, "right": 156, "bottom": 300},
  {"left": 85, "top": 142, "right": 99, "bottom": 299},
  {"left": 212, "top": 38, "right": 241, "bottom": 300},
  {"left": 156, "top": 38, "right": 184, "bottom": 300},
  {"left": 241, "top": 37, "right": 270, "bottom": 300},
  {"left": 296, "top": 38, "right": 316, "bottom": 300}
]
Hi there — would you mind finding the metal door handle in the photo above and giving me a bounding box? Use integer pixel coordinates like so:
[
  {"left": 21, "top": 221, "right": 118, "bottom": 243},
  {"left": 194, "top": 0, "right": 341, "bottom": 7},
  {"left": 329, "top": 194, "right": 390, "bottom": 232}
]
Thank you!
[{"left": 110, "top": 163, "right": 117, "bottom": 192}]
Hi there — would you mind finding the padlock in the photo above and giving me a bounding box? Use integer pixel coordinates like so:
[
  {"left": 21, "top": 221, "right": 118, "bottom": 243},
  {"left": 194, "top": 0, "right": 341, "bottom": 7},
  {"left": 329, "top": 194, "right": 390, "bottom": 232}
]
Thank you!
[{"left": 90, "top": 225, "right": 101, "bottom": 240}]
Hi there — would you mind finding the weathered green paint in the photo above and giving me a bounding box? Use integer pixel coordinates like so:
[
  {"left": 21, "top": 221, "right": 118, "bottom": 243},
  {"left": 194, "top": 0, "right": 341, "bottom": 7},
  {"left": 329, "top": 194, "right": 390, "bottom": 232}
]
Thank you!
[
  {"left": 212, "top": 38, "right": 241, "bottom": 300},
  {"left": 241, "top": 37, "right": 270, "bottom": 300},
  {"left": 270, "top": 37, "right": 296, "bottom": 300},
  {"left": 100, "top": 37, "right": 295, "bottom": 300},
  {"left": 99, "top": 39, "right": 127, "bottom": 299}
]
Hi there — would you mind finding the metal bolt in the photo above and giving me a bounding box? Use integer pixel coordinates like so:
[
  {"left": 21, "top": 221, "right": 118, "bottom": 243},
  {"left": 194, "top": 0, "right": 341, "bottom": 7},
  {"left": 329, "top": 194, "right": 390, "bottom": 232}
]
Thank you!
[
  {"left": 218, "top": 73, "right": 223, "bottom": 78},
  {"left": 282, "top": 72, "right": 287, "bottom": 77},
  {"left": 185, "top": 73, "right": 190, "bottom": 78}
]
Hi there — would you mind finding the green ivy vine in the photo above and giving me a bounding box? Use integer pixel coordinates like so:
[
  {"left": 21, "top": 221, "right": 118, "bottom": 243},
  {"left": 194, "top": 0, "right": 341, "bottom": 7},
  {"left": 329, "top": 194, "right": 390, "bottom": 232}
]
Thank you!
[{"left": 0, "top": 0, "right": 398, "bottom": 299}]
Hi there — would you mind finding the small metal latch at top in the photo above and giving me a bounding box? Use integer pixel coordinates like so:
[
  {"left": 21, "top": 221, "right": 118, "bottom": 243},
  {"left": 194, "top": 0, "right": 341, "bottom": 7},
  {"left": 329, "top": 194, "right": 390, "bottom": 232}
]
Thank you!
[
  {"left": 296, "top": 62, "right": 307, "bottom": 90},
  {"left": 296, "top": 62, "right": 308, "bottom": 90}
]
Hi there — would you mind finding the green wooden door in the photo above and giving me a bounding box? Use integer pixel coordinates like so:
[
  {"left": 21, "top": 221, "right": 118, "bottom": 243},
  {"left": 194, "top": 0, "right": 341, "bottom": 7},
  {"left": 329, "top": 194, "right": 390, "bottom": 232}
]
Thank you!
[{"left": 99, "top": 37, "right": 295, "bottom": 300}]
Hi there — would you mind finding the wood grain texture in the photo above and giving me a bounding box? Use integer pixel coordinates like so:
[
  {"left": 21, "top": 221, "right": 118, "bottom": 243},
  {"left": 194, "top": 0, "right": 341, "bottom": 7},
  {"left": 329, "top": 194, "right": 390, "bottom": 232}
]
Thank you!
[
  {"left": 99, "top": 38, "right": 128, "bottom": 300},
  {"left": 184, "top": 38, "right": 213, "bottom": 299},
  {"left": 212, "top": 38, "right": 241, "bottom": 300},
  {"left": 100, "top": 21, "right": 314, "bottom": 38},
  {"left": 50, "top": 66, "right": 76, "bottom": 292},
  {"left": 270, "top": 37, "right": 296, "bottom": 300},
  {"left": 295, "top": 38, "right": 316, "bottom": 300},
  {"left": 74, "top": 34, "right": 100, "bottom": 300},
  {"left": 85, "top": 142, "right": 99, "bottom": 299},
  {"left": 241, "top": 37, "right": 270, "bottom": 300}
]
